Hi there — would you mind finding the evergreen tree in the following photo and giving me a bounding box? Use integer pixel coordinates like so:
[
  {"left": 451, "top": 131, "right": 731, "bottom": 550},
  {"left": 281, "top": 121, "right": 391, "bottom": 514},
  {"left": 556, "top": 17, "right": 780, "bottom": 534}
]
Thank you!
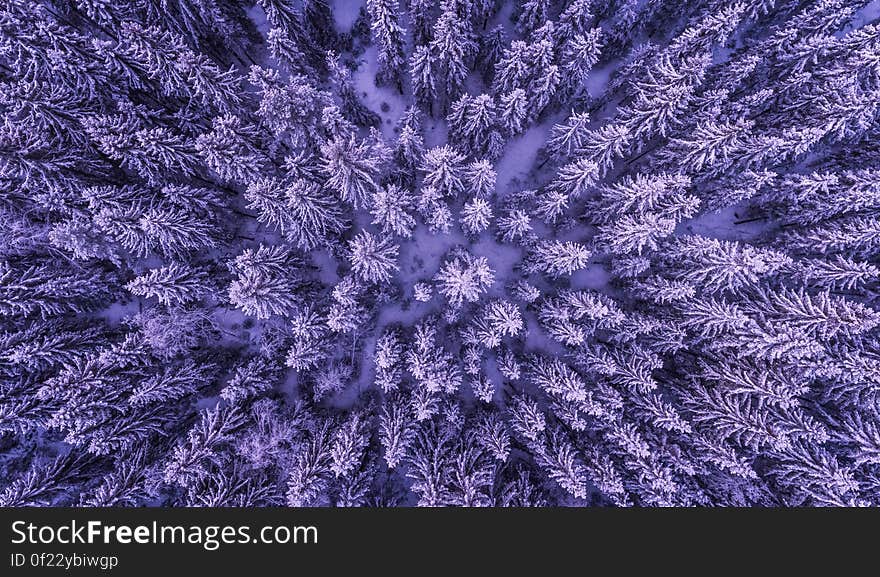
[
  {"left": 126, "top": 263, "right": 209, "bottom": 306},
  {"left": 410, "top": 45, "right": 438, "bottom": 113},
  {"left": 348, "top": 231, "right": 400, "bottom": 284},
  {"left": 196, "top": 114, "right": 267, "bottom": 184},
  {"left": 321, "top": 135, "right": 387, "bottom": 208},
  {"left": 421, "top": 145, "right": 467, "bottom": 198},
  {"left": 227, "top": 245, "right": 304, "bottom": 319},
  {"left": 370, "top": 184, "right": 417, "bottom": 238},
  {"left": 526, "top": 241, "right": 592, "bottom": 278},
  {"left": 435, "top": 250, "right": 495, "bottom": 305},
  {"left": 368, "top": 0, "right": 408, "bottom": 92},
  {"left": 429, "top": 6, "right": 477, "bottom": 108}
]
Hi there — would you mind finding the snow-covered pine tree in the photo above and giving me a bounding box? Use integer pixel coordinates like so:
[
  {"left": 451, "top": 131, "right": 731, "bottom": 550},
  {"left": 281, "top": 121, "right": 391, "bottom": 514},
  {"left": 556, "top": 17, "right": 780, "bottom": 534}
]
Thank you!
[{"left": 368, "top": 0, "right": 407, "bottom": 92}]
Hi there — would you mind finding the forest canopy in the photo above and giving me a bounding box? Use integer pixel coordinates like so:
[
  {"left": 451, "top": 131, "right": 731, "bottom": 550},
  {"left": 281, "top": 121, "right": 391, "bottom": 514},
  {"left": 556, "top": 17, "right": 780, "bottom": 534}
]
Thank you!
[{"left": 2, "top": 0, "right": 880, "bottom": 507}]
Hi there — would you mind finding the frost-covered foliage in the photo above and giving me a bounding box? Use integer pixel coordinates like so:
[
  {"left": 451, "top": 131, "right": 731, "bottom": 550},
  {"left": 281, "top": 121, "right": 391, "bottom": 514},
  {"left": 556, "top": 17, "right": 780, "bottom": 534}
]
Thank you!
[{"left": 4, "top": 0, "right": 880, "bottom": 508}]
